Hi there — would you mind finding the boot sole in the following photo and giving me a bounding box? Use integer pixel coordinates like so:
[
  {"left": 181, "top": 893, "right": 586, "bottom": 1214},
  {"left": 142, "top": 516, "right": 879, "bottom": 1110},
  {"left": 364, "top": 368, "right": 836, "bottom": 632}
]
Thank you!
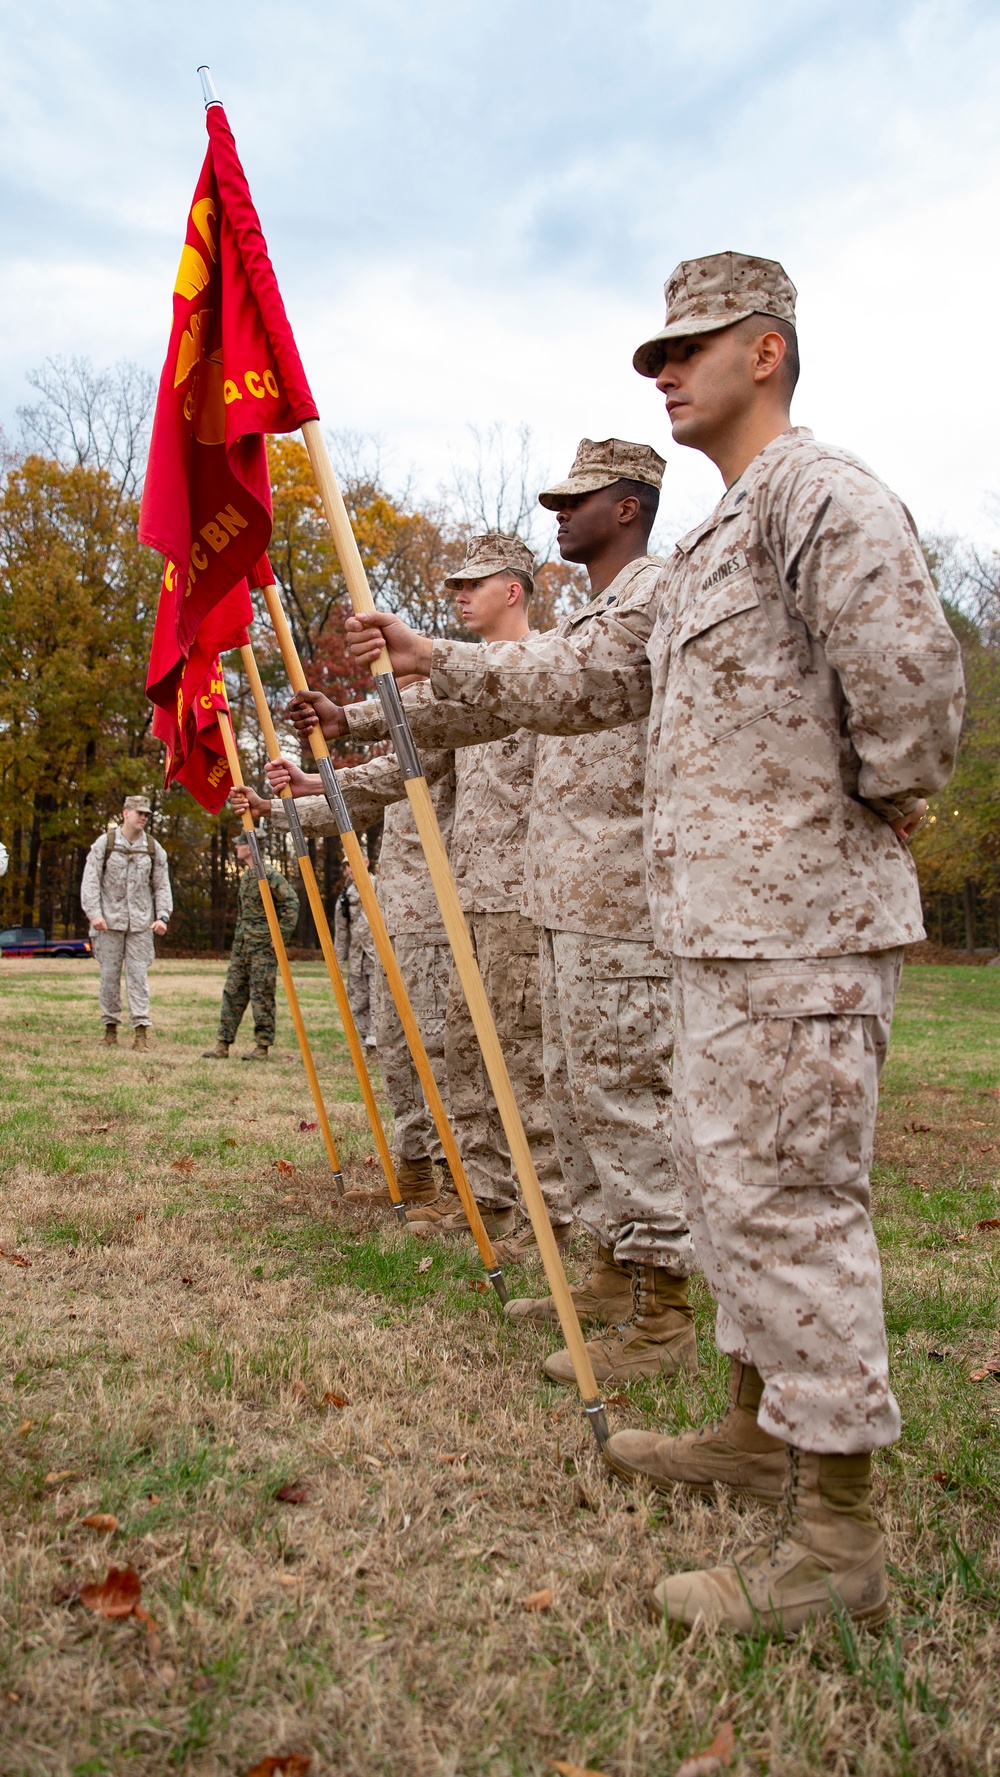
[{"left": 648, "top": 1583, "right": 889, "bottom": 1636}]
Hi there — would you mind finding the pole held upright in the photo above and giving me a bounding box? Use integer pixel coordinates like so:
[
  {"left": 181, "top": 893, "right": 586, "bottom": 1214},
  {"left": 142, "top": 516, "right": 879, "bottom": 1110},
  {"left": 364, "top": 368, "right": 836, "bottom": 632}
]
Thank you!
[
  {"left": 240, "top": 641, "right": 403, "bottom": 1216},
  {"left": 297, "top": 421, "right": 606, "bottom": 1442},
  {"left": 259, "top": 580, "right": 510, "bottom": 1305},
  {"left": 217, "top": 701, "right": 344, "bottom": 1195}
]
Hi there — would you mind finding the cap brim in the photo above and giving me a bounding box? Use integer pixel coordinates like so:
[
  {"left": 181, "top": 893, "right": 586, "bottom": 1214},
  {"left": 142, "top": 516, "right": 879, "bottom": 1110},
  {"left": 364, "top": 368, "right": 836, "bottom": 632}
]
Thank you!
[
  {"left": 444, "top": 564, "right": 520, "bottom": 589},
  {"left": 538, "top": 473, "right": 626, "bottom": 511},
  {"left": 632, "top": 309, "right": 758, "bottom": 376}
]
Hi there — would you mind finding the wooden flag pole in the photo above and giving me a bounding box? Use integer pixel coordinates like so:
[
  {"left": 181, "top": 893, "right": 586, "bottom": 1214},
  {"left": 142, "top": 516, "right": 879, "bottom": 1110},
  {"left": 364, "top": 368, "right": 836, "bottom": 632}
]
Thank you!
[
  {"left": 258, "top": 583, "right": 509, "bottom": 1305},
  {"left": 240, "top": 642, "right": 404, "bottom": 1218},
  {"left": 216, "top": 699, "right": 344, "bottom": 1195},
  {"left": 298, "top": 420, "right": 608, "bottom": 1446}
]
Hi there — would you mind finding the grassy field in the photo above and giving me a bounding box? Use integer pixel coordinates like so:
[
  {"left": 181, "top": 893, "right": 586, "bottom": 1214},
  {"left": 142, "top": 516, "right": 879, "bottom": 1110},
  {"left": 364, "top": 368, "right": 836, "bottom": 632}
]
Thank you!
[{"left": 0, "top": 957, "right": 997, "bottom": 1777}]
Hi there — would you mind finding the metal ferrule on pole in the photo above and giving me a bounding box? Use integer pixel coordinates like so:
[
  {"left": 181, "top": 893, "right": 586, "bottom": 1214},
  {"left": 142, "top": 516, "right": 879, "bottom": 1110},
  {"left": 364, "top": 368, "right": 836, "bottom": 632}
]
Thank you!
[
  {"left": 374, "top": 676, "right": 424, "bottom": 781},
  {"left": 583, "top": 1401, "right": 610, "bottom": 1449},
  {"left": 246, "top": 830, "right": 267, "bottom": 879},
  {"left": 197, "top": 65, "right": 222, "bottom": 108},
  {"left": 316, "top": 756, "right": 355, "bottom": 832},
  {"left": 282, "top": 797, "right": 309, "bottom": 860}
]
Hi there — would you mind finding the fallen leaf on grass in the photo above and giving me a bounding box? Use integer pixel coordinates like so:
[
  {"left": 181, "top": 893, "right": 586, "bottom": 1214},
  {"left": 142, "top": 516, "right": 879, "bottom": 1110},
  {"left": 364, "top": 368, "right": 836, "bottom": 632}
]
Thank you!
[
  {"left": 926, "top": 1349, "right": 949, "bottom": 1362},
  {"left": 910, "top": 1122, "right": 933, "bottom": 1134},
  {"left": 180, "top": 1276, "right": 193, "bottom": 1288},
  {"left": 675, "top": 1722, "right": 736, "bottom": 1777},
  {"left": 275, "top": 1159, "right": 296, "bottom": 1176},
  {"left": 971, "top": 1358, "right": 1000, "bottom": 1382},
  {"left": 417, "top": 1256, "right": 434, "bottom": 1273},
  {"left": 605, "top": 1393, "right": 629, "bottom": 1407},
  {"left": 551, "top": 1763, "right": 612, "bottom": 1777},
  {"left": 81, "top": 1514, "right": 119, "bottom": 1533},
  {"left": 246, "top": 1755, "right": 311, "bottom": 1777},
  {"left": 277, "top": 1573, "right": 302, "bottom": 1589},
  {"left": 222, "top": 1137, "right": 238, "bottom": 1148},
  {"left": 147, "top": 1492, "right": 162, "bottom": 1504},
  {"left": 363, "top": 1154, "right": 377, "bottom": 1168},
  {"left": 80, "top": 1565, "right": 142, "bottom": 1618},
  {"left": 467, "top": 1279, "right": 489, "bottom": 1294},
  {"left": 299, "top": 1121, "right": 318, "bottom": 1132},
  {"left": 975, "top": 1217, "right": 1000, "bottom": 1232},
  {"left": 17, "top": 1421, "right": 34, "bottom": 1438},
  {"left": 44, "top": 1470, "right": 79, "bottom": 1487},
  {"left": 0, "top": 1249, "right": 31, "bottom": 1268},
  {"left": 437, "top": 1452, "right": 467, "bottom": 1465},
  {"left": 171, "top": 1156, "right": 196, "bottom": 1174},
  {"left": 521, "top": 1587, "right": 554, "bottom": 1612},
  {"left": 322, "top": 1391, "right": 348, "bottom": 1410},
  {"left": 275, "top": 1482, "right": 310, "bottom": 1504},
  {"left": 931, "top": 1470, "right": 956, "bottom": 1489}
]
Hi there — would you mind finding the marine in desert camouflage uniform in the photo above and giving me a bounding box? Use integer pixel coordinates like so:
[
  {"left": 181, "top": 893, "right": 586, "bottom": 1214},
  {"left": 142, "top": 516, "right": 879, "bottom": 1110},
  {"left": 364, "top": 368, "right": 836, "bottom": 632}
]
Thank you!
[
  {"left": 203, "top": 833, "right": 299, "bottom": 1061},
  {"left": 80, "top": 793, "right": 172, "bottom": 1052},
  {"left": 264, "top": 534, "right": 567, "bottom": 1249},
  {"left": 343, "top": 253, "right": 965, "bottom": 1637},
  {"left": 336, "top": 449, "right": 698, "bottom": 1384}
]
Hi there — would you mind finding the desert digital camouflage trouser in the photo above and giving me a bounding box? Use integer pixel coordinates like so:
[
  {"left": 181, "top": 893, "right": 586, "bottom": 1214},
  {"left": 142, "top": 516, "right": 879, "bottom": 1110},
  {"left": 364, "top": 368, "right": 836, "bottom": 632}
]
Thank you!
[
  {"left": 373, "top": 938, "right": 451, "bottom": 1164},
  {"left": 539, "top": 929, "right": 694, "bottom": 1271},
  {"left": 92, "top": 927, "right": 156, "bottom": 1028},
  {"left": 348, "top": 947, "right": 375, "bottom": 1042},
  {"left": 445, "top": 912, "right": 569, "bottom": 1220},
  {"left": 218, "top": 943, "right": 278, "bottom": 1048},
  {"left": 672, "top": 950, "right": 904, "bottom": 1454}
]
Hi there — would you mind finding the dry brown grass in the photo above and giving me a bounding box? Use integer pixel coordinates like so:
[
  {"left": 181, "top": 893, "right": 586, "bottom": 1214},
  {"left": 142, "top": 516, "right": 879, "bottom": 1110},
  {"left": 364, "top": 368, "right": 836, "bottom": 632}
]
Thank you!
[{"left": 0, "top": 959, "right": 998, "bottom": 1776}]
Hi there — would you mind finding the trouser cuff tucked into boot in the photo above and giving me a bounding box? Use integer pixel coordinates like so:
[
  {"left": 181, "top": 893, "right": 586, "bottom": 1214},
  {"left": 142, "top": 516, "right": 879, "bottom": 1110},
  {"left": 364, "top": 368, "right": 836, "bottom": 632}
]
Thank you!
[{"left": 543, "top": 1267, "right": 697, "bottom": 1385}]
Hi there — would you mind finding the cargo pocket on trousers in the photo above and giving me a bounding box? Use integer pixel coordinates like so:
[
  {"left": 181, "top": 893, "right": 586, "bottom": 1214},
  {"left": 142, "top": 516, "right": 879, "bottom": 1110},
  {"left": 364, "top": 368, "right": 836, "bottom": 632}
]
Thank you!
[
  {"left": 501, "top": 953, "right": 543, "bottom": 1032},
  {"left": 591, "top": 945, "right": 674, "bottom": 1092},
  {"left": 739, "top": 965, "right": 884, "bottom": 1193}
]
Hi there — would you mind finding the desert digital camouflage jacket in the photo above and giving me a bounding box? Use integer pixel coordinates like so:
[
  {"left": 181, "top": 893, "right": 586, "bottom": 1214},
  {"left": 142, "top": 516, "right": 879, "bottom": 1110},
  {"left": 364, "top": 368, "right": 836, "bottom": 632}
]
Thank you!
[
  {"left": 344, "top": 684, "right": 537, "bottom": 915},
  {"left": 342, "top": 576, "right": 658, "bottom": 939},
  {"left": 80, "top": 829, "right": 173, "bottom": 932},
  {"left": 425, "top": 430, "right": 965, "bottom": 960},
  {"left": 233, "top": 861, "right": 299, "bottom": 952},
  {"left": 269, "top": 768, "right": 455, "bottom": 939},
  {"left": 334, "top": 879, "right": 375, "bottom": 964}
]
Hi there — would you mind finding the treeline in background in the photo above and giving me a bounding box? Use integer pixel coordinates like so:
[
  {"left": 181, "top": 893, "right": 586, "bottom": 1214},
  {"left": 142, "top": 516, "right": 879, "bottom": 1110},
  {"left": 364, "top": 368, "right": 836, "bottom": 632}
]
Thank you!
[
  {"left": 1, "top": 360, "right": 997, "bottom": 955},
  {"left": 0, "top": 360, "right": 586, "bottom": 952}
]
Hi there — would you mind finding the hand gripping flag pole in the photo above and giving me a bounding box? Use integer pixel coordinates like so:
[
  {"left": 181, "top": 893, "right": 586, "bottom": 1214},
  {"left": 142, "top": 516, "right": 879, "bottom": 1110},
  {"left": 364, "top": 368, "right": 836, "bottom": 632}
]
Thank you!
[
  {"left": 239, "top": 641, "right": 405, "bottom": 1220},
  {"left": 295, "top": 429, "right": 609, "bottom": 1447},
  {"left": 216, "top": 691, "right": 344, "bottom": 1195},
  {"left": 257, "top": 585, "right": 510, "bottom": 1305}
]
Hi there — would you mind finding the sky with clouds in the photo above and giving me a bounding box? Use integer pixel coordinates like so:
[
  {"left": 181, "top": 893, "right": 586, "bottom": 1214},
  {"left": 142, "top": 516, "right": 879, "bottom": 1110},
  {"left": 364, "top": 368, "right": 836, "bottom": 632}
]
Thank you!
[{"left": 4, "top": 0, "right": 999, "bottom": 554}]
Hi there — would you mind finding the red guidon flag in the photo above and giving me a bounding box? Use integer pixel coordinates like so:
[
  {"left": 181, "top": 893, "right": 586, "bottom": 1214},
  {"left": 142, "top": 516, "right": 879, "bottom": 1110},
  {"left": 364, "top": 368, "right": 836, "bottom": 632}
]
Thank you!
[
  {"left": 142, "top": 100, "right": 318, "bottom": 803},
  {"left": 151, "top": 652, "right": 233, "bottom": 814}
]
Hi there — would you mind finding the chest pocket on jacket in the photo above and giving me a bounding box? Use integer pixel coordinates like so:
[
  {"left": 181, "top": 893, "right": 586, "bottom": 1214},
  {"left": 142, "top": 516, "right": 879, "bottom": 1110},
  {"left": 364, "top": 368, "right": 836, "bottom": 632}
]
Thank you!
[{"left": 675, "top": 566, "right": 801, "bottom": 742}]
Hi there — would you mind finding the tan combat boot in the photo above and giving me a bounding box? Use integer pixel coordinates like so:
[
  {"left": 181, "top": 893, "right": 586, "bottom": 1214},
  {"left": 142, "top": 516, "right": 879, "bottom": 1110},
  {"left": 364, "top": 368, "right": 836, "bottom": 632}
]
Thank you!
[
  {"left": 651, "top": 1448, "right": 887, "bottom": 1637},
  {"left": 505, "top": 1242, "right": 632, "bottom": 1324},
  {"left": 603, "top": 1359, "right": 787, "bottom": 1504},
  {"left": 132, "top": 1027, "right": 149, "bottom": 1052},
  {"left": 202, "top": 1041, "right": 230, "bottom": 1059},
  {"left": 103, "top": 1024, "right": 118, "bottom": 1048},
  {"left": 543, "top": 1267, "right": 697, "bottom": 1385},
  {"left": 421, "top": 1200, "right": 515, "bottom": 1239},
  {"left": 492, "top": 1220, "right": 573, "bottom": 1265},
  {"left": 343, "top": 1155, "right": 441, "bottom": 1208},
  {"left": 404, "top": 1185, "right": 460, "bottom": 1222},
  {"left": 241, "top": 1043, "right": 269, "bottom": 1062}
]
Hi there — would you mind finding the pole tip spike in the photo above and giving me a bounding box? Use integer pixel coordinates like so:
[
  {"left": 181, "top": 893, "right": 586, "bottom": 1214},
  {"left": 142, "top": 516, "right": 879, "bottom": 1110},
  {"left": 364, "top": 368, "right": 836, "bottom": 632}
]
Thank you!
[{"left": 197, "top": 65, "right": 222, "bottom": 107}]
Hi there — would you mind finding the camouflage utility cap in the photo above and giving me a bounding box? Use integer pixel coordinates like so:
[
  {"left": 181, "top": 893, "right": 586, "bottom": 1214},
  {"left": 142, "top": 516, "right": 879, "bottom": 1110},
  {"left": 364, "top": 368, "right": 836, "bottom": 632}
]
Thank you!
[
  {"left": 444, "top": 531, "right": 535, "bottom": 591},
  {"left": 124, "top": 795, "right": 152, "bottom": 813},
  {"left": 538, "top": 437, "right": 666, "bottom": 510},
  {"left": 633, "top": 252, "right": 797, "bottom": 377}
]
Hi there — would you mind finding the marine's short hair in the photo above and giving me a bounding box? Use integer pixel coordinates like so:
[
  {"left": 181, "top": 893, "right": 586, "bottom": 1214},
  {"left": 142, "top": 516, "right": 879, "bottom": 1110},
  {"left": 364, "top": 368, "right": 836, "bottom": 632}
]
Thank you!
[{"left": 733, "top": 312, "right": 800, "bottom": 394}]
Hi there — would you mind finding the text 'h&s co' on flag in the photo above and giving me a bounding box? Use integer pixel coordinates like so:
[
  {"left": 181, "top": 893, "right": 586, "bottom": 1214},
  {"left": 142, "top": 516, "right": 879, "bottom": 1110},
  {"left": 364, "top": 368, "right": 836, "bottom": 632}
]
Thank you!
[{"left": 142, "top": 99, "right": 318, "bottom": 808}]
